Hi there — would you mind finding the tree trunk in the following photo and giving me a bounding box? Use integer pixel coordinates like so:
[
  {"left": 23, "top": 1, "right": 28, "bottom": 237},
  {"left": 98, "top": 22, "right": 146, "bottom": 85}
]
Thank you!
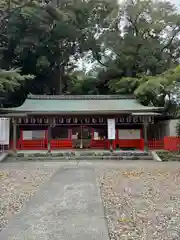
[
  {"left": 55, "top": 64, "right": 64, "bottom": 95},
  {"left": 59, "top": 67, "right": 63, "bottom": 94}
]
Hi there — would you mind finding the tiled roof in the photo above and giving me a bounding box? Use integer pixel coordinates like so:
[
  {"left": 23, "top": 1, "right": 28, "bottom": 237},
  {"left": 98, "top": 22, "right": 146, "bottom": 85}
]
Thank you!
[{"left": 1, "top": 94, "right": 163, "bottom": 114}]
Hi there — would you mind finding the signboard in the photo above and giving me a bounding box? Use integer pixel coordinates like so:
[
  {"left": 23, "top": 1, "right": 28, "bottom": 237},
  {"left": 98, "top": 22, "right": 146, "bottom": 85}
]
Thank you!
[
  {"left": 0, "top": 118, "right": 10, "bottom": 145},
  {"left": 107, "top": 119, "right": 116, "bottom": 140},
  {"left": 15, "top": 115, "right": 154, "bottom": 125},
  {"left": 118, "top": 129, "right": 141, "bottom": 139}
]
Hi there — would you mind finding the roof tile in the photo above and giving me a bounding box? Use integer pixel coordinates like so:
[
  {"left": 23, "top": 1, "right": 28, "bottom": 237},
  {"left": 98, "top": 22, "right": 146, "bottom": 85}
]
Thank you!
[{"left": 1, "top": 95, "right": 163, "bottom": 114}]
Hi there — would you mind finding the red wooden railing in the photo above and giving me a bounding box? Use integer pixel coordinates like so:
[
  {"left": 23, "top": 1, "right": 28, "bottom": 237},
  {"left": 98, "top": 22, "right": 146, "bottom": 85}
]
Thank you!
[
  {"left": 10, "top": 135, "right": 180, "bottom": 152},
  {"left": 18, "top": 140, "right": 47, "bottom": 150},
  {"left": 51, "top": 140, "right": 72, "bottom": 149},
  {"left": 12, "top": 139, "right": 144, "bottom": 150},
  {"left": 164, "top": 136, "right": 180, "bottom": 151},
  {"left": 7, "top": 137, "right": 179, "bottom": 151},
  {"left": 114, "top": 139, "right": 144, "bottom": 150},
  {"left": 147, "top": 139, "right": 164, "bottom": 150},
  {"left": 90, "top": 140, "right": 110, "bottom": 149}
]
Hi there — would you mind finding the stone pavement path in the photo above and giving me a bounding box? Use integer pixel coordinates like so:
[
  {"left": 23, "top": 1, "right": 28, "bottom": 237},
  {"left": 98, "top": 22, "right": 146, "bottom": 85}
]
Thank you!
[{"left": 0, "top": 166, "right": 109, "bottom": 240}]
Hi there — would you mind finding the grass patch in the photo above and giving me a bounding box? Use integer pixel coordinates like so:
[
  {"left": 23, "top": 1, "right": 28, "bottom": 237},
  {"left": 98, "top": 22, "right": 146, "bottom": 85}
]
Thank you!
[{"left": 157, "top": 151, "right": 180, "bottom": 161}]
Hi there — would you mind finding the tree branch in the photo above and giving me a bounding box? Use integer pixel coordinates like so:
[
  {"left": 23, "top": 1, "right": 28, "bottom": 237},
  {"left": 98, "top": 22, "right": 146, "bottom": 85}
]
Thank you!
[
  {"left": 127, "top": 16, "right": 139, "bottom": 36},
  {"left": 0, "top": 0, "right": 34, "bottom": 27},
  {"left": 93, "top": 51, "right": 109, "bottom": 68},
  {"left": 161, "top": 26, "right": 180, "bottom": 52}
]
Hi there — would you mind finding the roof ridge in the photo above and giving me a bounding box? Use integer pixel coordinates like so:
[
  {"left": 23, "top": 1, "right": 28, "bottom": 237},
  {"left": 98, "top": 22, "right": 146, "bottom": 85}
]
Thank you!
[{"left": 27, "top": 94, "right": 135, "bottom": 100}]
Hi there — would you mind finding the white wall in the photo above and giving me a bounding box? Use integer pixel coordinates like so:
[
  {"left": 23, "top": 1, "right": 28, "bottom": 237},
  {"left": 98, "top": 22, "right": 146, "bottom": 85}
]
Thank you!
[
  {"left": 168, "top": 119, "right": 179, "bottom": 136},
  {"left": 161, "top": 119, "right": 179, "bottom": 137},
  {"left": 160, "top": 120, "right": 171, "bottom": 137}
]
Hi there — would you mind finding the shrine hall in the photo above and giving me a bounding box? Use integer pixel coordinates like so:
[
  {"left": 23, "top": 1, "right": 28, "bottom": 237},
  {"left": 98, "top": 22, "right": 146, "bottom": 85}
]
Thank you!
[{"left": 0, "top": 94, "right": 164, "bottom": 151}]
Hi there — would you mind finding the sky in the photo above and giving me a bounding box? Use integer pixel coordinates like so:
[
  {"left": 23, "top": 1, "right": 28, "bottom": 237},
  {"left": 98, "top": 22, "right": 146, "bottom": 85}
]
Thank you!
[{"left": 171, "top": 0, "right": 179, "bottom": 4}]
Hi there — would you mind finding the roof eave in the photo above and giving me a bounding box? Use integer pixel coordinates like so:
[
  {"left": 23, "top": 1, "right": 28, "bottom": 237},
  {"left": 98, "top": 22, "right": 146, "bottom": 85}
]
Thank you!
[
  {"left": 0, "top": 113, "right": 28, "bottom": 117},
  {"left": 0, "top": 107, "right": 164, "bottom": 115}
]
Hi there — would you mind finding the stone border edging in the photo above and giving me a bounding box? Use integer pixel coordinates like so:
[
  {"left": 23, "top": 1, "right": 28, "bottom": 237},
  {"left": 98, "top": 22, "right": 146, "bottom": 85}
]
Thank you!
[
  {"left": 150, "top": 151, "right": 162, "bottom": 162},
  {"left": 0, "top": 152, "right": 9, "bottom": 162}
]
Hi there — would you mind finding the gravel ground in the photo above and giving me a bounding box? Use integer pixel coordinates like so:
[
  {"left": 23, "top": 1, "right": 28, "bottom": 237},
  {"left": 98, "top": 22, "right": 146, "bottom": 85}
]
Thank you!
[
  {"left": 97, "top": 164, "right": 180, "bottom": 240},
  {"left": 0, "top": 162, "right": 59, "bottom": 231}
]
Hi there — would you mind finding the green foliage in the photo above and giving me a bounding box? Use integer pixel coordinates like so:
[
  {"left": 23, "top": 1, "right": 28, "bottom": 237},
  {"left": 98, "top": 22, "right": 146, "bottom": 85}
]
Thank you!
[
  {"left": 0, "top": 68, "right": 34, "bottom": 92},
  {"left": 108, "top": 64, "right": 180, "bottom": 113},
  {"left": 101, "top": 0, "right": 180, "bottom": 76},
  {"left": 0, "top": 0, "right": 180, "bottom": 110},
  {"left": 36, "top": 56, "right": 50, "bottom": 73},
  {"left": 176, "top": 120, "right": 180, "bottom": 136},
  {"left": 108, "top": 77, "right": 140, "bottom": 94},
  {"left": 157, "top": 151, "right": 180, "bottom": 162},
  {"left": 0, "top": 0, "right": 118, "bottom": 95},
  {"left": 134, "top": 75, "right": 169, "bottom": 106},
  {"left": 66, "top": 71, "right": 99, "bottom": 94}
]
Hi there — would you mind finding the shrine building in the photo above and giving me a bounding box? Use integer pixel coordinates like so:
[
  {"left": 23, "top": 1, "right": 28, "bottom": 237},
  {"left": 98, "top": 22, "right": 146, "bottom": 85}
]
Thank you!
[{"left": 0, "top": 94, "right": 164, "bottom": 151}]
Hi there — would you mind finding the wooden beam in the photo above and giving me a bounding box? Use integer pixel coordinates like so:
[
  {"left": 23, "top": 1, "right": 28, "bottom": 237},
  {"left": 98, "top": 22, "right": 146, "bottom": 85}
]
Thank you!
[
  {"left": 48, "top": 121, "right": 52, "bottom": 152},
  {"left": 143, "top": 118, "right": 148, "bottom": 151},
  {"left": 12, "top": 118, "right": 17, "bottom": 152},
  {"left": 0, "top": 113, "right": 28, "bottom": 117}
]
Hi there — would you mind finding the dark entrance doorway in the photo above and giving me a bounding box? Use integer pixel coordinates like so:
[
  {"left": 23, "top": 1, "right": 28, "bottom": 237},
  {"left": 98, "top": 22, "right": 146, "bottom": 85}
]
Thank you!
[{"left": 72, "top": 126, "right": 92, "bottom": 148}]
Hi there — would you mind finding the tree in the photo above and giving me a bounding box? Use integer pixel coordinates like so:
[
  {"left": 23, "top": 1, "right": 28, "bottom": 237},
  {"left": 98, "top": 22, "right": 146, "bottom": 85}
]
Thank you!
[
  {"left": 65, "top": 71, "right": 99, "bottom": 94},
  {"left": 1, "top": 0, "right": 180, "bottom": 111},
  {"left": 0, "top": 68, "right": 33, "bottom": 92},
  {"left": 0, "top": 0, "right": 35, "bottom": 98},
  {"left": 0, "top": 0, "right": 34, "bottom": 24},
  {"left": 95, "top": 0, "right": 180, "bottom": 93},
  {"left": 1, "top": 0, "right": 118, "bottom": 96},
  {"left": 106, "top": 0, "right": 180, "bottom": 74},
  {"left": 108, "top": 65, "right": 180, "bottom": 116}
]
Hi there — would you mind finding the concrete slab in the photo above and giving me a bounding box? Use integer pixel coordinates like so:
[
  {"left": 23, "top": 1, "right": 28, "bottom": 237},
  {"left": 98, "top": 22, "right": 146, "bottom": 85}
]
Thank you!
[{"left": 0, "top": 166, "right": 109, "bottom": 240}]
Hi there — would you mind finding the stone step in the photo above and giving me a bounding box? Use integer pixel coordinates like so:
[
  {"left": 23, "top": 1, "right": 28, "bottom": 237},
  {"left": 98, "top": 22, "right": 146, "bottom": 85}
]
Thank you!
[
  {"left": 15, "top": 151, "right": 150, "bottom": 158},
  {"left": 5, "top": 155, "right": 153, "bottom": 162},
  {"left": 4, "top": 150, "right": 154, "bottom": 162}
]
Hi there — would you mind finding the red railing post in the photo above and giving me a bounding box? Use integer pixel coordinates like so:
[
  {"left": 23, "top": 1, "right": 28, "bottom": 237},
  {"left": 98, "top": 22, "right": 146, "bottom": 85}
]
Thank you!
[{"left": 141, "top": 139, "right": 145, "bottom": 151}]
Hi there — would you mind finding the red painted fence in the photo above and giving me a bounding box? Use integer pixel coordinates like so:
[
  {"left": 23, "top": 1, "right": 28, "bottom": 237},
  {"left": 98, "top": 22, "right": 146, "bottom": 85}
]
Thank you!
[
  {"left": 164, "top": 136, "right": 180, "bottom": 152},
  {"left": 18, "top": 140, "right": 47, "bottom": 150},
  {"left": 51, "top": 140, "right": 72, "bottom": 149},
  {"left": 114, "top": 139, "right": 144, "bottom": 150},
  {"left": 90, "top": 140, "right": 110, "bottom": 149},
  {"left": 147, "top": 139, "right": 164, "bottom": 150},
  {"left": 147, "top": 137, "right": 180, "bottom": 151},
  {"left": 8, "top": 137, "right": 180, "bottom": 151}
]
